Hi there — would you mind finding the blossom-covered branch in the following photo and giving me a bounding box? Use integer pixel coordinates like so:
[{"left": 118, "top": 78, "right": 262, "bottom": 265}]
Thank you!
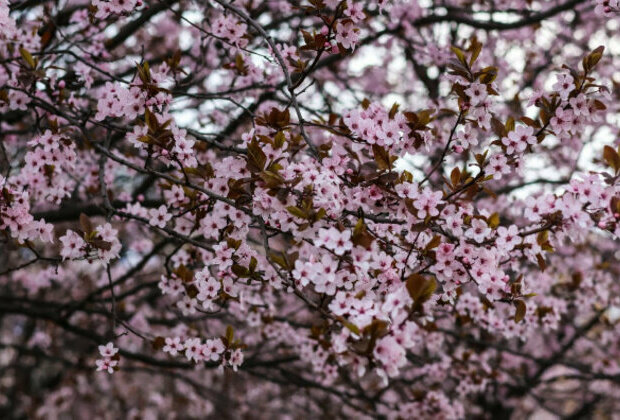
[{"left": 1, "top": 0, "right": 619, "bottom": 418}]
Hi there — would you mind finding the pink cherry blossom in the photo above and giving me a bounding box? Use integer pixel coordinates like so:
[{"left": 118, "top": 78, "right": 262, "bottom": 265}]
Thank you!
[
  {"left": 413, "top": 187, "right": 443, "bottom": 219},
  {"left": 335, "top": 22, "right": 359, "bottom": 50},
  {"left": 163, "top": 337, "right": 184, "bottom": 356},
  {"left": 465, "top": 82, "right": 488, "bottom": 106},
  {"left": 553, "top": 73, "right": 575, "bottom": 101},
  {"left": 98, "top": 342, "right": 119, "bottom": 358},
  {"left": 465, "top": 218, "right": 492, "bottom": 243},
  {"left": 59, "top": 230, "right": 87, "bottom": 260},
  {"left": 501, "top": 125, "right": 536, "bottom": 155},
  {"left": 95, "top": 358, "right": 118, "bottom": 374},
  {"left": 148, "top": 205, "right": 172, "bottom": 228}
]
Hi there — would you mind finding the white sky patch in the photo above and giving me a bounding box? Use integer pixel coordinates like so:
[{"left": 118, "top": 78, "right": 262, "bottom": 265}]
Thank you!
[{"left": 156, "top": 2, "right": 617, "bottom": 198}]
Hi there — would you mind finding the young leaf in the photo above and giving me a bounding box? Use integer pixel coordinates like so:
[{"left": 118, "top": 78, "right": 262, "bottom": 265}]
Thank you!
[
  {"left": 19, "top": 47, "right": 36, "bottom": 68},
  {"left": 406, "top": 274, "right": 437, "bottom": 303},
  {"left": 425, "top": 235, "right": 441, "bottom": 251},
  {"left": 514, "top": 300, "right": 526, "bottom": 323},
  {"left": 603, "top": 145, "right": 620, "bottom": 173},
  {"left": 450, "top": 46, "right": 467, "bottom": 67},
  {"left": 286, "top": 206, "right": 307, "bottom": 219},
  {"left": 80, "top": 213, "right": 93, "bottom": 234},
  {"left": 450, "top": 167, "right": 461, "bottom": 188},
  {"left": 487, "top": 212, "right": 500, "bottom": 229},
  {"left": 225, "top": 325, "right": 234, "bottom": 346}
]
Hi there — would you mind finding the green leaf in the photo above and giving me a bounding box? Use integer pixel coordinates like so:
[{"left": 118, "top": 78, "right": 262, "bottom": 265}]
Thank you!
[
  {"left": 225, "top": 325, "right": 234, "bottom": 346},
  {"left": 19, "top": 47, "right": 36, "bottom": 68},
  {"left": 487, "top": 212, "right": 500, "bottom": 229},
  {"left": 342, "top": 320, "right": 360, "bottom": 336},
  {"left": 450, "top": 46, "right": 467, "bottom": 67},
  {"left": 286, "top": 206, "right": 307, "bottom": 219},
  {"left": 274, "top": 131, "right": 286, "bottom": 149},
  {"left": 505, "top": 116, "right": 515, "bottom": 133}
]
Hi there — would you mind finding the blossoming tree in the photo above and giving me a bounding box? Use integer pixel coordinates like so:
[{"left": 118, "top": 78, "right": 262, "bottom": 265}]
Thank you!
[{"left": 1, "top": 0, "right": 619, "bottom": 418}]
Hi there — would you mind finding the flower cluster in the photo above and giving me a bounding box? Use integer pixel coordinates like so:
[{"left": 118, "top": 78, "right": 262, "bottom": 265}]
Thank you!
[
  {"left": 95, "top": 342, "right": 119, "bottom": 374},
  {"left": 59, "top": 222, "right": 121, "bottom": 263},
  {"left": 92, "top": 0, "right": 143, "bottom": 20},
  {"left": 163, "top": 336, "right": 243, "bottom": 371}
]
